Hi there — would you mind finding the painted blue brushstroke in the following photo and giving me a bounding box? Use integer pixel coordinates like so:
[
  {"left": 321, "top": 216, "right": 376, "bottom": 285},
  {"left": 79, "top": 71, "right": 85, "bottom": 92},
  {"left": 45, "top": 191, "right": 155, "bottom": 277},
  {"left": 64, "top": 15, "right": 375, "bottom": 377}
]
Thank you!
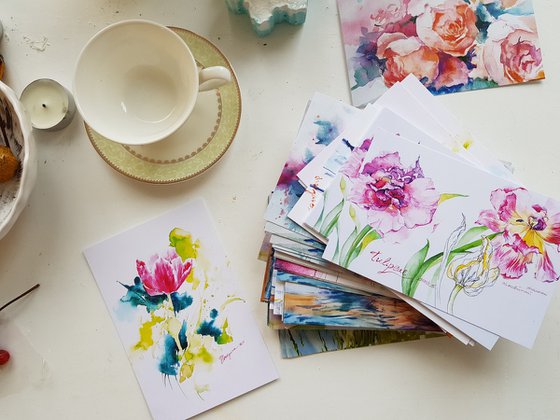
[
  {"left": 324, "top": 138, "right": 354, "bottom": 177},
  {"left": 113, "top": 300, "right": 136, "bottom": 322},
  {"left": 352, "top": 30, "right": 384, "bottom": 89},
  {"left": 119, "top": 277, "right": 166, "bottom": 313},
  {"left": 282, "top": 282, "right": 437, "bottom": 330},
  {"left": 430, "top": 83, "right": 468, "bottom": 95},
  {"left": 483, "top": 2, "right": 533, "bottom": 18},
  {"left": 475, "top": 3, "right": 493, "bottom": 42},
  {"left": 197, "top": 310, "right": 222, "bottom": 343},
  {"left": 290, "top": 179, "right": 305, "bottom": 198},
  {"left": 275, "top": 270, "right": 368, "bottom": 296},
  {"left": 430, "top": 78, "right": 499, "bottom": 95},
  {"left": 309, "top": 184, "right": 325, "bottom": 193},
  {"left": 178, "top": 320, "right": 188, "bottom": 349},
  {"left": 341, "top": 138, "right": 354, "bottom": 151},
  {"left": 302, "top": 238, "right": 326, "bottom": 251},
  {"left": 314, "top": 120, "right": 339, "bottom": 145},
  {"left": 462, "top": 49, "right": 477, "bottom": 71},
  {"left": 507, "top": 3, "right": 535, "bottom": 16},
  {"left": 159, "top": 334, "right": 179, "bottom": 376},
  {"left": 303, "top": 148, "right": 315, "bottom": 165},
  {"left": 306, "top": 247, "right": 324, "bottom": 255},
  {"left": 264, "top": 255, "right": 275, "bottom": 301},
  {"left": 170, "top": 291, "right": 193, "bottom": 313}
]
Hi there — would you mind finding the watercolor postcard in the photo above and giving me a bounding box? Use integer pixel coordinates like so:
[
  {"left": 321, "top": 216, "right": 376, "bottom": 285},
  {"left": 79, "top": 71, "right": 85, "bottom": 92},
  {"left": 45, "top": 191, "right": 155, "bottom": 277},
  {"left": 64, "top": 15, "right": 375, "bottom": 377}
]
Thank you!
[
  {"left": 338, "top": 0, "right": 545, "bottom": 107},
  {"left": 305, "top": 129, "right": 560, "bottom": 348},
  {"left": 279, "top": 328, "right": 444, "bottom": 358},
  {"left": 84, "top": 199, "right": 278, "bottom": 420},
  {"left": 264, "top": 92, "right": 362, "bottom": 239},
  {"left": 282, "top": 281, "right": 441, "bottom": 331}
]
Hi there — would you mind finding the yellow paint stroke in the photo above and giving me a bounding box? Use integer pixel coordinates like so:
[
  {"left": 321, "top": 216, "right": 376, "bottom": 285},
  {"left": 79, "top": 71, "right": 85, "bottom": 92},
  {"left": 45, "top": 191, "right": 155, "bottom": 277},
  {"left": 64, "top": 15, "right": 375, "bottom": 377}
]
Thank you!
[
  {"left": 166, "top": 316, "right": 184, "bottom": 351},
  {"left": 194, "top": 274, "right": 210, "bottom": 327},
  {"left": 196, "top": 345, "right": 214, "bottom": 364},
  {"left": 179, "top": 334, "right": 216, "bottom": 383},
  {"left": 186, "top": 269, "right": 200, "bottom": 289},
  {"left": 217, "top": 318, "right": 233, "bottom": 345},
  {"left": 179, "top": 362, "right": 194, "bottom": 382},
  {"left": 220, "top": 297, "right": 245, "bottom": 311},
  {"left": 132, "top": 314, "right": 165, "bottom": 352},
  {"left": 462, "top": 139, "right": 473, "bottom": 150},
  {"left": 195, "top": 383, "right": 210, "bottom": 396},
  {"left": 438, "top": 193, "right": 468, "bottom": 205},
  {"left": 169, "top": 228, "right": 200, "bottom": 260}
]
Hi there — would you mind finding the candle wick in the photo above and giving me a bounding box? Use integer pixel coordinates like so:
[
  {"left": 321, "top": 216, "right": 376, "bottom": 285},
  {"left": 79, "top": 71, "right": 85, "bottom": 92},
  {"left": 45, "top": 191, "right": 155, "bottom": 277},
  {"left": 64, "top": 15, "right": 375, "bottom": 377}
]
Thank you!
[{"left": 42, "top": 103, "right": 47, "bottom": 108}]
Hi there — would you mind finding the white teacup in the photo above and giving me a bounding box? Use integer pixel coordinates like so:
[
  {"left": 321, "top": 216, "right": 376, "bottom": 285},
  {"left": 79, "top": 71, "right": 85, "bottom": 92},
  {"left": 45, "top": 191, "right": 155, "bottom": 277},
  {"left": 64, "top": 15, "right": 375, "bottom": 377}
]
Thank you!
[{"left": 73, "top": 20, "right": 231, "bottom": 145}]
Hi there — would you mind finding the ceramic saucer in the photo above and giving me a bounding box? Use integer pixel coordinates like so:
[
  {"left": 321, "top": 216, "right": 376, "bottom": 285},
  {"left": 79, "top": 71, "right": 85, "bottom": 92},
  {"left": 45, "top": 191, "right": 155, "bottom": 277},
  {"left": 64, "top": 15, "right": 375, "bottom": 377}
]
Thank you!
[{"left": 85, "top": 27, "right": 241, "bottom": 184}]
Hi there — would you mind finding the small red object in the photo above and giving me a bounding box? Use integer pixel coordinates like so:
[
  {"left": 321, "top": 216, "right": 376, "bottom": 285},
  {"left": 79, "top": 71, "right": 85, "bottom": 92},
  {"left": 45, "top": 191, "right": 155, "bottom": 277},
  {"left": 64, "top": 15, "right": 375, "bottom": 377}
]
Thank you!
[{"left": 0, "top": 349, "right": 10, "bottom": 365}]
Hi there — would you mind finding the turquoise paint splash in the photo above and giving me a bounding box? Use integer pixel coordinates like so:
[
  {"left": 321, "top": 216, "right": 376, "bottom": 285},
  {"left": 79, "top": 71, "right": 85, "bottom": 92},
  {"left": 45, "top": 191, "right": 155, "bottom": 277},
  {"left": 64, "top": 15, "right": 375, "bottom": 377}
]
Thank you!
[
  {"left": 159, "top": 334, "right": 179, "bottom": 376},
  {"left": 178, "top": 320, "right": 188, "bottom": 349},
  {"left": 314, "top": 120, "right": 338, "bottom": 145},
  {"left": 170, "top": 291, "right": 193, "bottom": 313},
  {"left": 119, "top": 277, "right": 166, "bottom": 312},
  {"left": 197, "top": 309, "right": 224, "bottom": 343}
]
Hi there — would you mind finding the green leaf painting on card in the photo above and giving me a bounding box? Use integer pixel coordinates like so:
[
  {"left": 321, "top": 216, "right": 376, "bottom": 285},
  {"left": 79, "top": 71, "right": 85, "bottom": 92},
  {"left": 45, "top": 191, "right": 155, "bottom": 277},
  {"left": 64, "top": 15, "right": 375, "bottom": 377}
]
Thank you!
[
  {"left": 438, "top": 193, "right": 467, "bottom": 205},
  {"left": 402, "top": 241, "right": 430, "bottom": 296}
]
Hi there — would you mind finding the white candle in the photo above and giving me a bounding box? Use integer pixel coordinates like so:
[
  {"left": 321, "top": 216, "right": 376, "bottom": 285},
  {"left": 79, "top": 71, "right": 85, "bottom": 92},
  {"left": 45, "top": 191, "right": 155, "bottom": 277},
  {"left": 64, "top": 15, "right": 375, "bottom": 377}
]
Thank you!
[{"left": 20, "top": 79, "right": 76, "bottom": 131}]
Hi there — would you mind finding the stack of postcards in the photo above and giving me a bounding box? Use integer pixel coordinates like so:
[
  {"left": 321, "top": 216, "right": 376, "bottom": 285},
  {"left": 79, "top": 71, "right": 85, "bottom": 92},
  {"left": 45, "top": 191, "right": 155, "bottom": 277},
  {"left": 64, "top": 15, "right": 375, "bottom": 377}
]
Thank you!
[{"left": 260, "top": 75, "right": 560, "bottom": 358}]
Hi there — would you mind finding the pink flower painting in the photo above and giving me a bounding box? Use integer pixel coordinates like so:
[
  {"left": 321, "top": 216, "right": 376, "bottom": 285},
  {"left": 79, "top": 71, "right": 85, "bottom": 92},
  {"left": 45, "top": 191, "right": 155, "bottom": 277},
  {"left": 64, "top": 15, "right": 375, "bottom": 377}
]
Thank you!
[
  {"left": 136, "top": 248, "right": 194, "bottom": 295},
  {"left": 416, "top": 0, "right": 479, "bottom": 57},
  {"left": 348, "top": 152, "right": 439, "bottom": 234},
  {"left": 338, "top": 0, "right": 545, "bottom": 105},
  {"left": 482, "top": 14, "right": 544, "bottom": 85},
  {"left": 477, "top": 188, "right": 560, "bottom": 282}
]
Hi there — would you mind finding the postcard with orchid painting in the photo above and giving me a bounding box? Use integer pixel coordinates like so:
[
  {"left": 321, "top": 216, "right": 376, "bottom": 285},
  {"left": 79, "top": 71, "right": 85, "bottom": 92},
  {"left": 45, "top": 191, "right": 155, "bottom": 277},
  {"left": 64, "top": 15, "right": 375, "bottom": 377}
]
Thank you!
[
  {"left": 84, "top": 199, "right": 278, "bottom": 420},
  {"left": 338, "top": 0, "right": 545, "bottom": 107},
  {"left": 306, "top": 129, "right": 559, "bottom": 348}
]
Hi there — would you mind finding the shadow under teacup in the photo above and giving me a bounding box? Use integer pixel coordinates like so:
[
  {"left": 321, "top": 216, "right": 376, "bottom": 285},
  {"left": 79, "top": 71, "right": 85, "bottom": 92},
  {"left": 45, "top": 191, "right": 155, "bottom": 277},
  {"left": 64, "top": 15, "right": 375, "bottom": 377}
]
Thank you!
[{"left": 73, "top": 20, "right": 231, "bottom": 146}]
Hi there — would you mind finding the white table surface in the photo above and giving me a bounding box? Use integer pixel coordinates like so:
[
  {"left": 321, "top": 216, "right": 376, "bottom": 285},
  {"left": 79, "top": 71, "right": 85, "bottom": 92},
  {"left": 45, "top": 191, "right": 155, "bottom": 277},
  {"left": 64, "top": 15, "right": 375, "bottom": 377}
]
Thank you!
[{"left": 1, "top": 1, "right": 560, "bottom": 419}]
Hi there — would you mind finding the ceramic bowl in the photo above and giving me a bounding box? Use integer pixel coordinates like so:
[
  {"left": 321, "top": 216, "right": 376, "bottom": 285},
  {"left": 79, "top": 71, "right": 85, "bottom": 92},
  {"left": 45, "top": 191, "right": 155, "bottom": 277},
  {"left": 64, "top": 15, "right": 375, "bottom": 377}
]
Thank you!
[
  {"left": 0, "top": 80, "right": 37, "bottom": 240},
  {"left": 73, "top": 20, "right": 198, "bottom": 145}
]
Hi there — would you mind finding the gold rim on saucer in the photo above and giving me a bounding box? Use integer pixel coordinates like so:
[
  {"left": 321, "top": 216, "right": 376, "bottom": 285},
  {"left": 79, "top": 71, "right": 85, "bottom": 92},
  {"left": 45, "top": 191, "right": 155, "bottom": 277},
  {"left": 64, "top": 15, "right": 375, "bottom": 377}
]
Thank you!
[{"left": 85, "top": 27, "right": 242, "bottom": 184}]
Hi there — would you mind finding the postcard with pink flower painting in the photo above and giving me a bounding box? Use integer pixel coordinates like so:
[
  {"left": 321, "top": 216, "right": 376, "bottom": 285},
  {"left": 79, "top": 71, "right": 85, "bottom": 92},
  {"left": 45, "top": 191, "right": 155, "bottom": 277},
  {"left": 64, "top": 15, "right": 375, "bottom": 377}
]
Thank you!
[
  {"left": 305, "top": 130, "right": 560, "bottom": 348},
  {"left": 338, "top": 0, "right": 545, "bottom": 106},
  {"left": 84, "top": 199, "right": 277, "bottom": 420}
]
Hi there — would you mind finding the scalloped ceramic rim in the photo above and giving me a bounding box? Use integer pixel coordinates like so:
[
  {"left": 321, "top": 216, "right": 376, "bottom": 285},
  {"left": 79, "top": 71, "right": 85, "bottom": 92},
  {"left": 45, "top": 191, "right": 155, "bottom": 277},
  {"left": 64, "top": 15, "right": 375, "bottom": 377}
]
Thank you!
[{"left": 85, "top": 27, "right": 241, "bottom": 184}]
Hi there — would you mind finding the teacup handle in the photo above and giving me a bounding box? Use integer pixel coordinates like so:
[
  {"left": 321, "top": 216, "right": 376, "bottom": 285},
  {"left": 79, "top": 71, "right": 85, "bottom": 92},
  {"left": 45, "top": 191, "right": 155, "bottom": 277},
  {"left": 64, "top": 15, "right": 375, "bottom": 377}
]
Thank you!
[{"left": 198, "top": 66, "right": 232, "bottom": 92}]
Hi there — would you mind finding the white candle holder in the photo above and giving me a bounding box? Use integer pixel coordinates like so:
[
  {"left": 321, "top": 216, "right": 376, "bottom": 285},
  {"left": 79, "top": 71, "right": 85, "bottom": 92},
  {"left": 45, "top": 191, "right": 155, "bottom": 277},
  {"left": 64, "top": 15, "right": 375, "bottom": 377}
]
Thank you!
[{"left": 20, "top": 79, "right": 76, "bottom": 131}]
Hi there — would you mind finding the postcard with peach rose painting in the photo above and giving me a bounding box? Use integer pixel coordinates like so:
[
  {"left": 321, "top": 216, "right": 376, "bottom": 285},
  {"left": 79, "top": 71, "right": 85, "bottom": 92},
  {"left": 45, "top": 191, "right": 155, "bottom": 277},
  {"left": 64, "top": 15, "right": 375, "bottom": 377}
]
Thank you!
[
  {"left": 84, "top": 199, "right": 278, "bottom": 420},
  {"left": 305, "top": 130, "right": 560, "bottom": 348},
  {"left": 338, "top": 0, "right": 545, "bottom": 106}
]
